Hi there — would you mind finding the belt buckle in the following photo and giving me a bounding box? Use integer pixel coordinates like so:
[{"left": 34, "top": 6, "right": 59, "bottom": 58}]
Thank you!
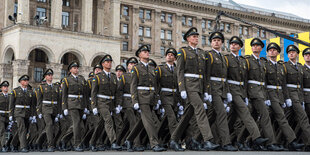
[
  {"left": 297, "top": 85, "right": 300, "bottom": 88},
  {"left": 51, "top": 100, "right": 54, "bottom": 105},
  {"left": 78, "top": 95, "right": 80, "bottom": 99},
  {"left": 221, "top": 78, "right": 224, "bottom": 82},
  {"left": 110, "top": 96, "right": 112, "bottom": 100},
  {"left": 172, "top": 88, "right": 175, "bottom": 92},
  {"left": 240, "top": 82, "right": 243, "bottom": 85},
  {"left": 276, "top": 86, "right": 279, "bottom": 90},
  {"left": 24, "top": 105, "right": 26, "bottom": 109},
  {"left": 260, "top": 82, "right": 263, "bottom": 86},
  {"left": 199, "top": 75, "right": 202, "bottom": 78}
]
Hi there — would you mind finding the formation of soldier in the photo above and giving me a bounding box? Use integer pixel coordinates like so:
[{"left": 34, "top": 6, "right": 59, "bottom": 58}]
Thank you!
[{"left": 0, "top": 27, "right": 310, "bottom": 152}]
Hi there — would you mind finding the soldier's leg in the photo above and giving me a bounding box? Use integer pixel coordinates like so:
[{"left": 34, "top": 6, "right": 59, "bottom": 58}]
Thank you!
[
  {"left": 68, "top": 109, "right": 82, "bottom": 147},
  {"left": 306, "top": 103, "right": 310, "bottom": 124},
  {"left": 98, "top": 105, "right": 117, "bottom": 144},
  {"left": 0, "top": 120, "right": 6, "bottom": 148},
  {"left": 211, "top": 94, "right": 231, "bottom": 145},
  {"left": 16, "top": 117, "right": 28, "bottom": 149},
  {"left": 233, "top": 95, "right": 261, "bottom": 140},
  {"left": 251, "top": 98, "right": 276, "bottom": 145},
  {"left": 89, "top": 116, "right": 104, "bottom": 146},
  {"left": 162, "top": 104, "right": 178, "bottom": 134},
  {"left": 113, "top": 112, "right": 123, "bottom": 144},
  {"left": 43, "top": 114, "right": 55, "bottom": 148}
]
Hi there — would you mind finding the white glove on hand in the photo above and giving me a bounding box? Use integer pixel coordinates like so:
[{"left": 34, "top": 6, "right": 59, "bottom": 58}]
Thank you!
[
  {"left": 84, "top": 108, "right": 90, "bottom": 114},
  {"left": 178, "top": 110, "right": 184, "bottom": 116},
  {"left": 203, "top": 103, "right": 208, "bottom": 110},
  {"left": 181, "top": 91, "right": 187, "bottom": 100},
  {"left": 82, "top": 114, "right": 87, "bottom": 120},
  {"left": 92, "top": 108, "right": 98, "bottom": 115},
  {"left": 285, "top": 99, "right": 292, "bottom": 107},
  {"left": 264, "top": 100, "right": 271, "bottom": 106},
  {"left": 282, "top": 103, "right": 287, "bottom": 108},
  {"left": 138, "top": 109, "right": 141, "bottom": 113},
  {"left": 302, "top": 102, "right": 305, "bottom": 110},
  {"left": 245, "top": 98, "right": 249, "bottom": 106},
  {"left": 158, "top": 100, "right": 162, "bottom": 105},
  {"left": 179, "top": 105, "right": 184, "bottom": 111},
  {"left": 9, "top": 116, "right": 13, "bottom": 121},
  {"left": 227, "top": 93, "right": 232, "bottom": 103},
  {"left": 154, "top": 103, "right": 160, "bottom": 110},
  {"left": 64, "top": 109, "right": 69, "bottom": 116},
  {"left": 29, "top": 116, "right": 33, "bottom": 121},
  {"left": 208, "top": 95, "right": 213, "bottom": 102},
  {"left": 204, "top": 93, "right": 209, "bottom": 102},
  {"left": 226, "top": 106, "right": 230, "bottom": 113},
  {"left": 55, "top": 117, "right": 59, "bottom": 122},
  {"left": 134, "top": 103, "right": 139, "bottom": 110},
  {"left": 115, "top": 105, "right": 123, "bottom": 114},
  {"left": 59, "top": 114, "right": 63, "bottom": 119},
  {"left": 160, "top": 108, "right": 165, "bottom": 117},
  {"left": 38, "top": 114, "right": 42, "bottom": 119},
  {"left": 32, "top": 117, "right": 37, "bottom": 124}
]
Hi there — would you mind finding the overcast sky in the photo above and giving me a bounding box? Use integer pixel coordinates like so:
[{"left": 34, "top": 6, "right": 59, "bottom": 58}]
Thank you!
[{"left": 233, "top": 0, "right": 310, "bottom": 20}]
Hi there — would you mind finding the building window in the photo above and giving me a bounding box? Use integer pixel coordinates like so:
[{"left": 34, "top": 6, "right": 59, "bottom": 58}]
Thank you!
[
  {"left": 202, "top": 19, "right": 206, "bottom": 29},
  {"left": 160, "top": 46, "right": 165, "bottom": 57},
  {"left": 36, "top": 7, "right": 46, "bottom": 18},
  {"left": 14, "top": 3, "right": 18, "bottom": 14},
  {"left": 122, "top": 41, "right": 128, "bottom": 51},
  {"left": 161, "top": 13, "right": 166, "bottom": 22},
  {"left": 188, "top": 17, "right": 192, "bottom": 26},
  {"left": 244, "top": 27, "right": 248, "bottom": 36},
  {"left": 207, "top": 20, "right": 212, "bottom": 29},
  {"left": 37, "top": 0, "right": 46, "bottom": 2},
  {"left": 261, "top": 30, "right": 266, "bottom": 38},
  {"left": 220, "top": 23, "right": 224, "bottom": 31},
  {"left": 139, "top": 9, "right": 144, "bottom": 19},
  {"left": 61, "top": 70, "right": 67, "bottom": 79},
  {"left": 62, "top": 12, "right": 69, "bottom": 26},
  {"left": 226, "top": 40, "right": 230, "bottom": 49},
  {"left": 202, "top": 35, "right": 206, "bottom": 45},
  {"left": 167, "top": 14, "right": 172, "bottom": 23},
  {"left": 123, "top": 6, "right": 129, "bottom": 16},
  {"left": 257, "top": 30, "right": 260, "bottom": 37},
  {"left": 139, "top": 26, "right": 144, "bottom": 36},
  {"left": 63, "top": 0, "right": 70, "bottom": 6},
  {"left": 182, "top": 16, "right": 186, "bottom": 25},
  {"left": 145, "top": 10, "right": 151, "bottom": 20},
  {"left": 145, "top": 27, "right": 151, "bottom": 37},
  {"left": 161, "top": 29, "right": 165, "bottom": 39},
  {"left": 167, "top": 30, "right": 172, "bottom": 40},
  {"left": 122, "top": 24, "right": 128, "bottom": 34},
  {"left": 35, "top": 50, "right": 46, "bottom": 62},
  {"left": 226, "top": 23, "right": 231, "bottom": 32},
  {"left": 182, "top": 32, "right": 185, "bottom": 42},
  {"left": 239, "top": 26, "right": 243, "bottom": 35},
  {"left": 34, "top": 68, "right": 44, "bottom": 83}
]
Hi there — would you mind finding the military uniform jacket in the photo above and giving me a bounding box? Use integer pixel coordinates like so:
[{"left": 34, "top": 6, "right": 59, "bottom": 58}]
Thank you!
[
  {"left": 284, "top": 61, "right": 304, "bottom": 102},
  {"left": 131, "top": 62, "right": 157, "bottom": 105},
  {"left": 117, "top": 72, "right": 133, "bottom": 108},
  {"left": 225, "top": 53, "right": 247, "bottom": 98},
  {"left": 0, "top": 93, "right": 10, "bottom": 121},
  {"left": 303, "top": 65, "right": 310, "bottom": 103},
  {"left": 62, "top": 74, "right": 87, "bottom": 110},
  {"left": 91, "top": 71, "right": 120, "bottom": 110},
  {"left": 245, "top": 55, "right": 267, "bottom": 100},
  {"left": 37, "top": 83, "right": 61, "bottom": 115},
  {"left": 177, "top": 46, "right": 208, "bottom": 93},
  {"left": 206, "top": 49, "right": 229, "bottom": 98},
  {"left": 86, "top": 77, "right": 93, "bottom": 110},
  {"left": 155, "top": 64, "right": 180, "bottom": 106},
  {"left": 9, "top": 86, "right": 35, "bottom": 118},
  {"left": 265, "top": 60, "right": 289, "bottom": 104}
]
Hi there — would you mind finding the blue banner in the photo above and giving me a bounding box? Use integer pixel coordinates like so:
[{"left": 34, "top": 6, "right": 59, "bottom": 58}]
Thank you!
[
  {"left": 283, "top": 35, "right": 295, "bottom": 62},
  {"left": 259, "top": 40, "right": 267, "bottom": 58}
]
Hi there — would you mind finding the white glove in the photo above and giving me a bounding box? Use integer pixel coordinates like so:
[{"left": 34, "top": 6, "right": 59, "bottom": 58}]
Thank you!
[
  {"left": 32, "top": 117, "right": 37, "bottom": 124},
  {"left": 29, "top": 116, "right": 33, "bottom": 121},
  {"left": 92, "top": 108, "right": 98, "bottom": 115},
  {"left": 64, "top": 109, "right": 69, "bottom": 116},
  {"left": 282, "top": 103, "right": 287, "bottom": 108},
  {"left": 9, "top": 116, "right": 13, "bottom": 121},
  {"left": 160, "top": 108, "right": 165, "bottom": 117},
  {"left": 204, "top": 93, "right": 209, "bottom": 101},
  {"left": 226, "top": 106, "right": 230, "bottom": 113},
  {"left": 179, "top": 105, "right": 184, "bottom": 111},
  {"left": 154, "top": 103, "right": 160, "bottom": 110},
  {"left": 84, "top": 108, "right": 90, "bottom": 115},
  {"left": 302, "top": 102, "right": 305, "bottom": 110},
  {"left": 110, "top": 112, "right": 113, "bottom": 116},
  {"left": 203, "top": 103, "right": 208, "bottom": 110},
  {"left": 208, "top": 95, "right": 212, "bottom": 102},
  {"left": 178, "top": 110, "right": 184, "bottom": 116},
  {"left": 82, "top": 114, "right": 87, "bottom": 120},
  {"left": 227, "top": 93, "right": 232, "bottom": 103},
  {"left": 134, "top": 103, "right": 139, "bottom": 110},
  {"left": 38, "top": 114, "right": 42, "bottom": 119},
  {"left": 59, "top": 114, "right": 63, "bottom": 119},
  {"left": 265, "top": 100, "right": 271, "bottom": 106},
  {"left": 245, "top": 98, "right": 249, "bottom": 106},
  {"left": 55, "top": 117, "right": 59, "bottom": 122},
  {"left": 158, "top": 100, "right": 162, "bottom": 105},
  {"left": 138, "top": 109, "right": 141, "bottom": 113},
  {"left": 285, "top": 99, "right": 292, "bottom": 107},
  {"left": 181, "top": 91, "right": 187, "bottom": 99},
  {"left": 33, "top": 116, "right": 36, "bottom": 120}
]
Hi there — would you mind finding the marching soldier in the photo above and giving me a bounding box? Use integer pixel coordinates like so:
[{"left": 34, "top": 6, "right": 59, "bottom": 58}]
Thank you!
[
  {"left": 303, "top": 48, "right": 310, "bottom": 123},
  {"left": 264, "top": 43, "right": 304, "bottom": 150},
  {"left": 62, "top": 62, "right": 87, "bottom": 151},
  {"left": 115, "top": 65, "right": 126, "bottom": 80},
  {"left": 91, "top": 55, "right": 122, "bottom": 150},
  {"left": 0, "top": 81, "right": 10, "bottom": 152},
  {"left": 225, "top": 36, "right": 268, "bottom": 150},
  {"left": 36, "top": 69, "right": 61, "bottom": 152},
  {"left": 206, "top": 31, "right": 237, "bottom": 151},
  {"left": 245, "top": 38, "right": 282, "bottom": 151},
  {"left": 284, "top": 45, "right": 310, "bottom": 150},
  {"left": 170, "top": 27, "right": 219, "bottom": 151},
  {"left": 9, "top": 75, "right": 35, "bottom": 152},
  {"left": 130, "top": 45, "right": 166, "bottom": 152}
]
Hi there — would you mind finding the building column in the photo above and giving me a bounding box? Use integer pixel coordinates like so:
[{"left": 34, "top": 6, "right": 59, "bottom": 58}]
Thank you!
[
  {"left": 109, "top": 0, "right": 120, "bottom": 37},
  {"left": 79, "top": 66, "right": 92, "bottom": 79},
  {"left": 50, "top": 0, "right": 62, "bottom": 29},
  {"left": 152, "top": 9, "right": 161, "bottom": 57},
  {"left": 81, "top": 0, "right": 93, "bottom": 33},
  {"left": 4, "top": 0, "right": 15, "bottom": 27},
  {"left": 196, "top": 17, "right": 202, "bottom": 46},
  {"left": 46, "top": 63, "right": 63, "bottom": 83},
  {"left": 0, "top": 64, "right": 13, "bottom": 90},
  {"left": 96, "top": 0, "right": 105, "bottom": 35},
  {"left": 17, "top": 0, "right": 30, "bottom": 24},
  {"left": 131, "top": 6, "right": 139, "bottom": 52},
  {"left": 175, "top": 13, "right": 183, "bottom": 49},
  {"left": 12, "top": 60, "right": 30, "bottom": 88}
]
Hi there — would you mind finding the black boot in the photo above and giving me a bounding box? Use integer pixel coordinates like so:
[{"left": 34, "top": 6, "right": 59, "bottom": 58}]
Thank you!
[
  {"left": 20, "top": 147, "right": 29, "bottom": 153},
  {"left": 47, "top": 147, "right": 55, "bottom": 152},
  {"left": 201, "top": 141, "right": 220, "bottom": 151},
  {"left": 124, "top": 140, "right": 133, "bottom": 152},
  {"left": 289, "top": 141, "right": 304, "bottom": 150},
  {"left": 90, "top": 145, "right": 97, "bottom": 152},
  {"left": 152, "top": 144, "right": 166, "bottom": 152},
  {"left": 74, "top": 146, "right": 84, "bottom": 152},
  {"left": 222, "top": 144, "right": 238, "bottom": 151},
  {"left": 253, "top": 137, "right": 269, "bottom": 145},
  {"left": 111, "top": 143, "right": 122, "bottom": 151},
  {"left": 170, "top": 140, "right": 185, "bottom": 151},
  {"left": 61, "top": 141, "right": 67, "bottom": 151},
  {"left": 267, "top": 144, "right": 284, "bottom": 151}
]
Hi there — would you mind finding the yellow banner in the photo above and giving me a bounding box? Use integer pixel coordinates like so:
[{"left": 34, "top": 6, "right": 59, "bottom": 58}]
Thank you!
[
  {"left": 298, "top": 32, "right": 310, "bottom": 64},
  {"left": 245, "top": 38, "right": 254, "bottom": 55},
  {"left": 269, "top": 37, "right": 281, "bottom": 60}
]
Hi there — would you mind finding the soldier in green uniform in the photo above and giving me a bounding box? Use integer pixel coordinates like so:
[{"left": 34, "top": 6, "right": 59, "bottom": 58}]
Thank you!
[
  {"left": 130, "top": 45, "right": 166, "bottom": 152},
  {"left": 303, "top": 48, "right": 310, "bottom": 124},
  {"left": 284, "top": 45, "right": 310, "bottom": 150},
  {"left": 264, "top": 43, "right": 304, "bottom": 150},
  {"left": 244, "top": 38, "right": 282, "bottom": 151},
  {"left": 61, "top": 62, "right": 87, "bottom": 151},
  {"left": 36, "top": 69, "right": 61, "bottom": 152},
  {"left": 225, "top": 36, "right": 268, "bottom": 150},
  {"left": 91, "top": 55, "right": 122, "bottom": 150},
  {"left": 170, "top": 27, "right": 219, "bottom": 151},
  {"left": 0, "top": 81, "right": 10, "bottom": 152},
  {"left": 9, "top": 75, "right": 35, "bottom": 152}
]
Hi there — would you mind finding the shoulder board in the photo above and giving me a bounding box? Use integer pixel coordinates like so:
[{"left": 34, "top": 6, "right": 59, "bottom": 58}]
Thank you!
[
  {"left": 260, "top": 57, "right": 267, "bottom": 61},
  {"left": 224, "top": 54, "right": 230, "bottom": 56},
  {"left": 158, "top": 64, "right": 164, "bottom": 67},
  {"left": 244, "top": 55, "right": 251, "bottom": 59},
  {"left": 111, "top": 72, "right": 116, "bottom": 76},
  {"left": 181, "top": 46, "right": 187, "bottom": 48},
  {"left": 197, "top": 48, "right": 203, "bottom": 50},
  {"left": 239, "top": 56, "right": 245, "bottom": 59},
  {"left": 297, "top": 62, "right": 302, "bottom": 65},
  {"left": 277, "top": 60, "right": 284, "bottom": 64}
]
